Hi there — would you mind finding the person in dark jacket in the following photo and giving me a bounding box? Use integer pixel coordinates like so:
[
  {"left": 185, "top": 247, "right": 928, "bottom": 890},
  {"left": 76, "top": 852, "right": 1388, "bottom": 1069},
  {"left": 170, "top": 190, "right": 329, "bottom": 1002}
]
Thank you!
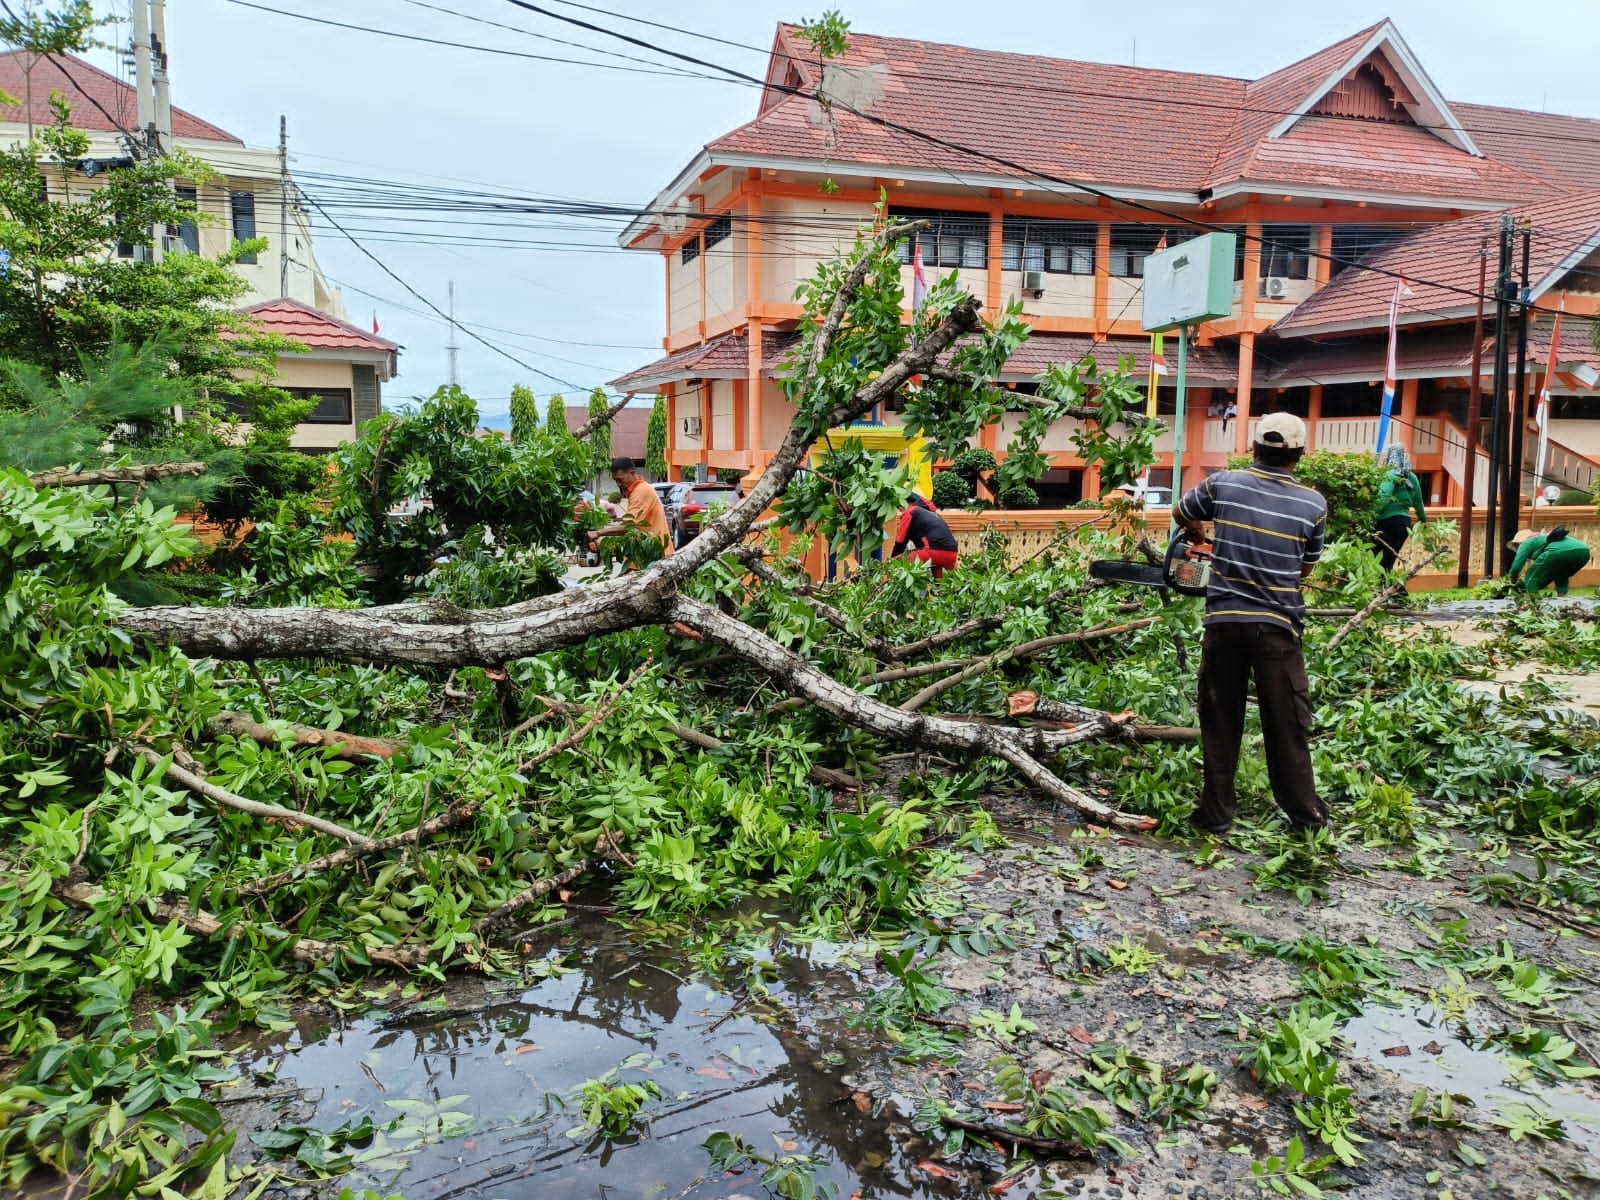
[
  {"left": 1372, "top": 444, "right": 1427, "bottom": 570},
  {"left": 892, "top": 498, "right": 958, "bottom": 576}
]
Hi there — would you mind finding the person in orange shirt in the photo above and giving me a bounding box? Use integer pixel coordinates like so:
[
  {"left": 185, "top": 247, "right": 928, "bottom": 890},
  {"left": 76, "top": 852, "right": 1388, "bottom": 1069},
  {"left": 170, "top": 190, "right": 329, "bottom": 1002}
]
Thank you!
[{"left": 592, "top": 457, "right": 672, "bottom": 557}]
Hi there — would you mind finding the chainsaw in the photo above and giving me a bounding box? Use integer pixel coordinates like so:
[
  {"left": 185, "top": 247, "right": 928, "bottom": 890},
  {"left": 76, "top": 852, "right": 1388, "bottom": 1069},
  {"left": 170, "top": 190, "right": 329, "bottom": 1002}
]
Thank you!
[{"left": 1089, "top": 531, "right": 1213, "bottom": 596}]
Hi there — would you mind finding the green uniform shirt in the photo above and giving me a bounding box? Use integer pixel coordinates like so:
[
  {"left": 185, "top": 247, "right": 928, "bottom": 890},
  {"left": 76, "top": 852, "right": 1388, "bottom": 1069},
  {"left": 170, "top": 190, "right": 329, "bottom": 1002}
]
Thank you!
[
  {"left": 1509, "top": 534, "right": 1592, "bottom": 589},
  {"left": 1375, "top": 471, "right": 1426, "bottom": 524}
]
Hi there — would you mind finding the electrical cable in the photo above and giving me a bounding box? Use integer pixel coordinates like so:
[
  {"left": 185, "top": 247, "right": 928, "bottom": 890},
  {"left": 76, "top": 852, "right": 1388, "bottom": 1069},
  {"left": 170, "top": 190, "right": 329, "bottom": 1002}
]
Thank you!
[
  {"left": 302, "top": 189, "right": 596, "bottom": 393},
  {"left": 222, "top": 0, "right": 720, "bottom": 80}
]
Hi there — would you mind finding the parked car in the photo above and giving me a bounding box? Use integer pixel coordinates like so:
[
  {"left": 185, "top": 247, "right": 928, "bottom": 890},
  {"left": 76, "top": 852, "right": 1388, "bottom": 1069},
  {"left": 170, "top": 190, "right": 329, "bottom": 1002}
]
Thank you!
[
  {"left": 672, "top": 483, "right": 738, "bottom": 548},
  {"left": 1114, "top": 484, "right": 1172, "bottom": 509},
  {"left": 653, "top": 481, "right": 688, "bottom": 525}
]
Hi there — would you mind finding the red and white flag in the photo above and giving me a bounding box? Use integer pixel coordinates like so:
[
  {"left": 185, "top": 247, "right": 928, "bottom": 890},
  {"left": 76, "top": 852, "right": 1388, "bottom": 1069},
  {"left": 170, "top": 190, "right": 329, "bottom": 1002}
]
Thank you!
[
  {"left": 1533, "top": 296, "right": 1566, "bottom": 500},
  {"left": 1375, "top": 277, "right": 1412, "bottom": 456},
  {"left": 371, "top": 312, "right": 381, "bottom": 335},
  {"left": 911, "top": 238, "right": 928, "bottom": 313}
]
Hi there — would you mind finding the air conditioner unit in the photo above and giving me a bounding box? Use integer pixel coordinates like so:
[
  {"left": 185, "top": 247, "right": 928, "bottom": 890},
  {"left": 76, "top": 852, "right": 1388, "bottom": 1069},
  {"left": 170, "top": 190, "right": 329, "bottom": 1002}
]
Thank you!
[
  {"left": 1021, "top": 270, "right": 1045, "bottom": 296},
  {"left": 1264, "top": 276, "right": 1290, "bottom": 300},
  {"left": 681, "top": 415, "right": 702, "bottom": 438}
]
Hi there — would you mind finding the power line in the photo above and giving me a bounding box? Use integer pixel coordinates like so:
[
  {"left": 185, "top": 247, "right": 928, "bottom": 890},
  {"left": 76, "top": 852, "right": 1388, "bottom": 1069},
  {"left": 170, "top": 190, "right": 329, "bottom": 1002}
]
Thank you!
[
  {"left": 302, "top": 189, "right": 595, "bottom": 392},
  {"left": 222, "top": 0, "right": 719, "bottom": 80}
]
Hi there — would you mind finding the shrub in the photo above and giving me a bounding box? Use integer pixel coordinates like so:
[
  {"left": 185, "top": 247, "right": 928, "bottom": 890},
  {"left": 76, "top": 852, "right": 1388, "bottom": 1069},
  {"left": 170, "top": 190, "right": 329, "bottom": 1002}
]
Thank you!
[
  {"left": 715, "top": 467, "right": 744, "bottom": 486},
  {"left": 951, "top": 447, "right": 997, "bottom": 483},
  {"left": 931, "top": 470, "right": 972, "bottom": 510},
  {"left": 999, "top": 482, "right": 1040, "bottom": 509},
  {"left": 1556, "top": 488, "right": 1592, "bottom": 507},
  {"left": 1230, "top": 450, "right": 1386, "bottom": 543}
]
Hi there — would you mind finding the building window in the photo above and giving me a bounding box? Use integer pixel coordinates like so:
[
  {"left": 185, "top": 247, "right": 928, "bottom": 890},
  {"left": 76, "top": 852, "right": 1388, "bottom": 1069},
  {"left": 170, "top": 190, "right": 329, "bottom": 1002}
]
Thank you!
[
  {"left": 1259, "top": 224, "right": 1313, "bottom": 281},
  {"left": 286, "top": 387, "right": 354, "bottom": 424},
  {"left": 703, "top": 213, "right": 731, "bottom": 250},
  {"left": 1108, "top": 224, "right": 1168, "bottom": 278},
  {"left": 1002, "top": 218, "right": 1097, "bottom": 275},
  {"left": 1331, "top": 225, "right": 1409, "bottom": 277},
  {"left": 115, "top": 212, "right": 135, "bottom": 259},
  {"left": 175, "top": 185, "right": 199, "bottom": 255},
  {"left": 680, "top": 237, "right": 700, "bottom": 265},
  {"left": 231, "top": 191, "right": 257, "bottom": 263},
  {"left": 891, "top": 208, "right": 989, "bottom": 270}
]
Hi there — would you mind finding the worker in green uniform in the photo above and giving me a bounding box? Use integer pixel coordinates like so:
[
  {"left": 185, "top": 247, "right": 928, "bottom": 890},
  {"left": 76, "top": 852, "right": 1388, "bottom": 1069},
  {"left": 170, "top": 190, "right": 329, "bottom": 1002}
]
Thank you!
[
  {"left": 1372, "top": 444, "right": 1427, "bottom": 571},
  {"left": 1508, "top": 526, "right": 1591, "bottom": 595}
]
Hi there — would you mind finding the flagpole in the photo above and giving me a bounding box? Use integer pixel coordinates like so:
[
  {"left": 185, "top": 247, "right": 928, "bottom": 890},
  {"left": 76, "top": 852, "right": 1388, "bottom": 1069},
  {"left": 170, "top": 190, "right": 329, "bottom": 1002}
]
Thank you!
[{"left": 1532, "top": 299, "right": 1565, "bottom": 502}]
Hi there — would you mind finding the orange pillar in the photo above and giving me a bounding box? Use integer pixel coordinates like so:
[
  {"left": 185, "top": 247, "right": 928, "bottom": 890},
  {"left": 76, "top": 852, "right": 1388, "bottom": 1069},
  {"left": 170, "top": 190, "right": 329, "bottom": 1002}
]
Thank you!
[
  {"left": 746, "top": 186, "right": 765, "bottom": 473},
  {"left": 1092, "top": 221, "right": 1112, "bottom": 336},
  {"left": 665, "top": 383, "right": 678, "bottom": 473},
  {"left": 1307, "top": 384, "right": 1323, "bottom": 450},
  {"left": 1398, "top": 377, "right": 1419, "bottom": 453},
  {"left": 1234, "top": 209, "right": 1262, "bottom": 457},
  {"left": 986, "top": 201, "right": 1004, "bottom": 315},
  {"left": 1182, "top": 389, "right": 1210, "bottom": 492},
  {"left": 700, "top": 381, "right": 713, "bottom": 470}
]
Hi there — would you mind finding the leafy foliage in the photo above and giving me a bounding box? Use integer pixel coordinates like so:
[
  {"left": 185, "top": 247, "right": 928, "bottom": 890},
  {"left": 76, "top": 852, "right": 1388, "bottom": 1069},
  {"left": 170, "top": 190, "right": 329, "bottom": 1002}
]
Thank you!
[
  {"left": 931, "top": 469, "right": 972, "bottom": 510},
  {"left": 333, "top": 384, "right": 588, "bottom": 601},
  {"left": 509, "top": 383, "right": 540, "bottom": 444},
  {"left": 646, "top": 395, "right": 668, "bottom": 479}
]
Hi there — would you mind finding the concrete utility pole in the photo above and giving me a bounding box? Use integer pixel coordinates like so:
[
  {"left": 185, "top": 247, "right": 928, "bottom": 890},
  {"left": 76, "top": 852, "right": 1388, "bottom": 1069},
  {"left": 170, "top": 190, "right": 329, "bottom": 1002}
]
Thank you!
[
  {"left": 151, "top": 0, "right": 171, "bottom": 157},
  {"left": 447, "top": 281, "right": 460, "bottom": 386},
  {"left": 279, "top": 115, "right": 289, "bottom": 297},
  {"left": 132, "top": 0, "right": 154, "bottom": 152}
]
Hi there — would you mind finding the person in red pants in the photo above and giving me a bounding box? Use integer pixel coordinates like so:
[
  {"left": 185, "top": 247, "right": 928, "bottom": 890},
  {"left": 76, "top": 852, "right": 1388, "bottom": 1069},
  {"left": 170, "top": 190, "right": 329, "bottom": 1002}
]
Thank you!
[{"left": 892, "top": 495, "right": 958, "bottom": 577}]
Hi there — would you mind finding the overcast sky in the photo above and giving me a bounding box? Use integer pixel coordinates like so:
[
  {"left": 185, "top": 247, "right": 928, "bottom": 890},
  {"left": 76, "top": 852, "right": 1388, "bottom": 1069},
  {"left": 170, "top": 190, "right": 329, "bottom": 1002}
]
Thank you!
[{"left": 101, "top": 0, "right": 1600, "bottom": 420}]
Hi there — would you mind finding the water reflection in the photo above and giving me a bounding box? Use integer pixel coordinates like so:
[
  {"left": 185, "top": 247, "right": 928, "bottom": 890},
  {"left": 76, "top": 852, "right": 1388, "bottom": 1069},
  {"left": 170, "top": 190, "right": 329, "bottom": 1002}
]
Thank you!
[{"left": 245, "top": 916, "right": 952, "bottom": 1199}]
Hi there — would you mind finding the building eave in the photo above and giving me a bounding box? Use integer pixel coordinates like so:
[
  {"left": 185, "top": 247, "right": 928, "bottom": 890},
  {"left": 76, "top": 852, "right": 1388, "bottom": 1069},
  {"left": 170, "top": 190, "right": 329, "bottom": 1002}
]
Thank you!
[
  {"left": 619, "top": 149, "right": 715, "bottom": 249},
  {"left": 1204, "top": 179, "right": 1507, "bottom": 210}
]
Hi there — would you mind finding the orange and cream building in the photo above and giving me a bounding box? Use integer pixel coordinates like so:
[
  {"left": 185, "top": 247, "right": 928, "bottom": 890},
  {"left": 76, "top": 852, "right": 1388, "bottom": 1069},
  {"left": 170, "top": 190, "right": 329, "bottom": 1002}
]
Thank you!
[{"left": 614, "top": 19, "right": 1600, "bottom": 506}]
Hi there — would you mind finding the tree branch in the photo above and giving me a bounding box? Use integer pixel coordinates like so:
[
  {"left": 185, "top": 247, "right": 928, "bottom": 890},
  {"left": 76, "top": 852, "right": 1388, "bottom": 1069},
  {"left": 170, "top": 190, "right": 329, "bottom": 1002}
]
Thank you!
[
  {"left": 668, "top": 595, "right": 1155, "bottom": 832},
  {"left": 899, "top": 618, "right": 1160, "bottom": 713},
  {"left": 1326, "top": 546, "right": 1447, "bottom": 651},
  {"left": 28, "top": 461, "right": 208, "bottom": 488},
  {"left": 135, "top": 744, "right": 374, "bottom": 848},
  {"left": 573, "top": 393, "right": 631, "bottom": 441},
  {"left": 207, "top": 711, "right": 407, "bottom": 761},
  {"left": 236, "top": 802, "right": 480, "bottom": 898}
]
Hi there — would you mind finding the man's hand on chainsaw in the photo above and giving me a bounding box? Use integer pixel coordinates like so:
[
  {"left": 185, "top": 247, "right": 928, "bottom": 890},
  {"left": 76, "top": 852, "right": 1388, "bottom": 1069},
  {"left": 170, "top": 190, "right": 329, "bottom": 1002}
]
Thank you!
[{"left": 1180, "top": 520, "right": 1209, "bottom": 545}]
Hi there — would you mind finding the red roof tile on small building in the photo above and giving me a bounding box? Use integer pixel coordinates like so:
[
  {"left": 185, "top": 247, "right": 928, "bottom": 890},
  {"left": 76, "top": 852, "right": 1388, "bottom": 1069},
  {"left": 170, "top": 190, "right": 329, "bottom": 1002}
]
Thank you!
[
  {"left": 0, "top": 51, "right": 241, "bottom": 143},
  {"left": 239, "top": 298, "right": 402, "bottom": 354}
]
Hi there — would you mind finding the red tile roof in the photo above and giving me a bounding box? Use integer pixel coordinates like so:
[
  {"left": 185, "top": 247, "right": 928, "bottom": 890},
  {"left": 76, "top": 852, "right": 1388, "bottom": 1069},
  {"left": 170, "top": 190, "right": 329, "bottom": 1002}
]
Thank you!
[
  {"left": 611, "top": 330, "right": 1235, "bottom": 392},
  {"left": 0, "top": 51, "right": 240, "bottom": 143},
  {"left": 686, "top": 21, "right": 1591, "bottom": 209},
  {"left": 239, "top": 298, "right": 402, "bottom": 354},
  {"left": 1455, "top": 103, "right": 1600, "bottom": 194},
  {"left": 1272, "top": 191, "right": 1600, "bottom": 336}
]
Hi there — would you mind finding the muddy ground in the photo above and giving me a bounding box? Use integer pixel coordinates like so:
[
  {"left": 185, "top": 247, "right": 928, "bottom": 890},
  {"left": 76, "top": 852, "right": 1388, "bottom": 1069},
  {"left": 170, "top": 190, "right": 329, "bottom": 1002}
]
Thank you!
[{"left": 204, "top": 604, "right": 1600, "bottom": 1200}]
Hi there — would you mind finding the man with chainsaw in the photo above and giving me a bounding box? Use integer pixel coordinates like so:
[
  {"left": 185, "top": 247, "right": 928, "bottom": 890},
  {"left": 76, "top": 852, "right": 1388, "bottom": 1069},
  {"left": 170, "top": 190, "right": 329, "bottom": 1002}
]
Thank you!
[{"left": 1174, "top": 411, "right": 1329, "bottom": 837}]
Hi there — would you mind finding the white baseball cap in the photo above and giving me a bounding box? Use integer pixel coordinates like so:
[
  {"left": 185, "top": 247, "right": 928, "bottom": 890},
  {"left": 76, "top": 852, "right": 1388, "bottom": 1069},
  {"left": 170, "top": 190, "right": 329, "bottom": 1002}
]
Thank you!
[{"left": 1255, "top": 411, "right": 1308, "bottom": 451}]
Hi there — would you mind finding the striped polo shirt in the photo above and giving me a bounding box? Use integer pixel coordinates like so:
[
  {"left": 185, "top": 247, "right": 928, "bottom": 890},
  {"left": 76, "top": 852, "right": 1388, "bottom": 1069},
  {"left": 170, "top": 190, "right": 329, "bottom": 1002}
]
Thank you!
[{"left": 1175, "top": 465, "right": 1327, "bottom": 632}]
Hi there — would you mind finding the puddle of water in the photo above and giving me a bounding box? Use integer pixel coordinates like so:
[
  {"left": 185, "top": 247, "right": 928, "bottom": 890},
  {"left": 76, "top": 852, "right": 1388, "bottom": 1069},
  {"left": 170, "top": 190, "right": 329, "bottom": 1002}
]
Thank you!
[
  {"left": 1343, "top": 1002, "right": 1600, "bottom": 1160},
  {"left": 239, "top": 914, "right": 958, "bottom": 1200}
]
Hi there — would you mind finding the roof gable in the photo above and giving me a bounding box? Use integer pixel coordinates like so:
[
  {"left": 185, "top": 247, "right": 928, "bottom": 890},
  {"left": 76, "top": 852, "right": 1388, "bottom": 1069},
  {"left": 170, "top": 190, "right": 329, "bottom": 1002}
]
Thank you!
[{"left": 1262, "top": 21, "right": 1481, "bottom": 156}]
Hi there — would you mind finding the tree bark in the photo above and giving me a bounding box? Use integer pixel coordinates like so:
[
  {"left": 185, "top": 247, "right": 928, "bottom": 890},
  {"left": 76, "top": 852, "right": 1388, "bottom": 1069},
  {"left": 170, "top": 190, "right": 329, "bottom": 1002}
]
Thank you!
[
  {"left": 207, "top": 711, "right": 407, "bottom": 761},
  {"left": 28, "top": 462, "right": 208, "bottom": 488}
]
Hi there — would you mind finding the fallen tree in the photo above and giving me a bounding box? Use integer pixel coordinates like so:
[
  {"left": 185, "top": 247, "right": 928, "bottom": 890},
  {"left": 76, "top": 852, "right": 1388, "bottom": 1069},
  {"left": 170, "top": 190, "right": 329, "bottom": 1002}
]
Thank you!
[{"left": 117, "top": 219, "right": 1162, "bottom": 831}]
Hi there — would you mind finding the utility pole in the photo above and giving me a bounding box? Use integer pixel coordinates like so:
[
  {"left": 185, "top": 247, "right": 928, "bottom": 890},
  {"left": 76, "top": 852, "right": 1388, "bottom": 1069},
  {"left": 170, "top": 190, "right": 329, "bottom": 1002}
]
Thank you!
[
  {"left": 131, "top": 0, "right": 154, "bottom": 154},
  {"left": 150, "top": 0, "right": 171, "bottom": 157},
  {"left": 279, "top": 115, "right": 289, "bottom": 298},
  {"left": 1457, "top": 241, "right": 1487, "bottom": 588},
  {"left": 1485, "top": 215, "right": 1513, "bottom": 578},
  {"left": 447, "top": 281, "right": 460, "bottom": 387},
  {"left": 1507, "top": 219, "right": 1533, "bottom": 539}
]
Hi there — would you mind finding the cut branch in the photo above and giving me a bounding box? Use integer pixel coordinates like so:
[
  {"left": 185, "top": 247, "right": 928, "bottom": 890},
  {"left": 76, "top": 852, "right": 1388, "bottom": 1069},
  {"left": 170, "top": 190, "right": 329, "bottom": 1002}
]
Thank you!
[
  {"left": 28, "top": 461, "right": 208, "bottom": 488},
  {"left": 669, "top": 596, "right": 1155, "bottom": 832},
  {"left": 900, "top": 618, "right": 1161, "bottom": 713},
  {"left": 1326, "top": 546, "right": 1447, "bottom": 651},
  {"left": 56, "top": 880, "right": 431, "bottom": 969},
  {"left": 236, "top": 802, "right": 480, "bottom": 898},
  {"left": 207, "top": 711, "right": 408, "bottom": 761},
  {"left": 135, "top": 744, "right": 374, "bottom": 848},
  {"left": 573, "top": 394, "right": 631, "bottom": 441},
  {"left": 473, "top": 854, "right": 605, "bottom": 934}
]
